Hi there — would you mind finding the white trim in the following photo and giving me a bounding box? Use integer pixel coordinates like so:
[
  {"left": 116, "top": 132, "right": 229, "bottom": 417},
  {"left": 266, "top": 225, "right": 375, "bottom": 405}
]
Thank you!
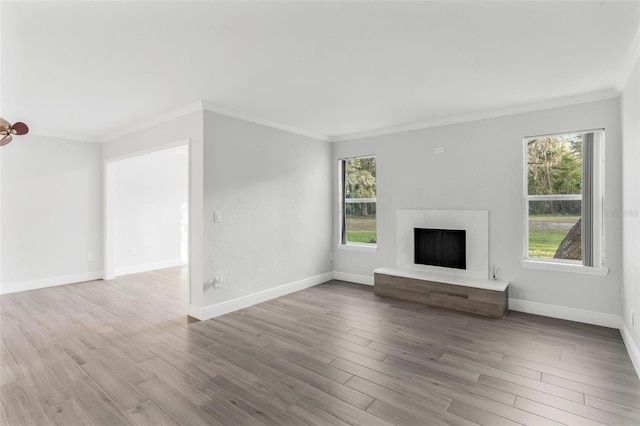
[
  {"left": 0, "top": 147, "right": 3, "bottom": 293},
  {"left": 339, "top": 154, "right": 376, "bottom": 161},
  {"left": 520, "top": 259, "right": 609, "bottom": 276},
  {"left": 29, "top": 86, "right": 626, "bottom": 145},
  {"left": 114, "top": 259, "right": 187, "bottom": 277},
  {"left": 617, "top": 27, "right": 640, "bottom": 92},
  {"left": 104, "top": 160, "right": 117, "bottom": 280},
  {"left": 28, "top": 132, "right": 102, "bottom": 143},
  {"left": 103, "top": 102, "right": 203, "bottom": 143},
  {"left": 192, "top": 272, "right": 333, "bottom": 321},
  {"left": 345, "top": 198, "right": 377, "bottom": 204},
  {"left": 525, "top": 194, "right": 582, "bottom": 201},
  {"left": 336, "top": 243, "right": 378, "bottom": 253},
  {"left": 188, "top": 304, "right": 204, "bottom": 320},
  {"left": 508, "top": 298, "right": 619, "bottom": 329},
  {"left": 46, "top": 101, "right": 331, "bottom": 143},
  {"left": 329, "top": 89, "right": 620, "bottom": 142},
  {"left": 201, "top": 101, "right": 330, "bottom": 142},
  {"left": 332, "top": 271, "right": 374, "bottom": 286},
  {"left": 524, "top": 128, "right": 605, "bottom": 141},
  {"left": 620, "top": 321, "right": 640, "bottom": 379},
  {"left": 523, "top": 139, "right": 529, "bottom": 260},
  {"left": 103, "top": 139, "right": 191, "bottom": 164},
  {"left": 0, "top": 272, "right": 103, "bottom": 295},
  {"left": 188, "top": 126, "right": 204, "bottom": 317}
]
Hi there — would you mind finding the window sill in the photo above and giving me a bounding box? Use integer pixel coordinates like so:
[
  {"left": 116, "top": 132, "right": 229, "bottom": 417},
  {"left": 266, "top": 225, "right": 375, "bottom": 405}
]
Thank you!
[
  {"left": 337, "top": 243, "right": 378, "bottom": 253},
  {"left": 521, "top": 259, "right": 609, "bottom": 276}
]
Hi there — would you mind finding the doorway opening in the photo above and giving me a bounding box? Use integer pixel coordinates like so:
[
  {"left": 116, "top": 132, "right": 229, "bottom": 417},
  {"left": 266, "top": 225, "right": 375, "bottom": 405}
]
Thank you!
[{"left": 104, "top": 141, "right": 190, "bottom": 312}]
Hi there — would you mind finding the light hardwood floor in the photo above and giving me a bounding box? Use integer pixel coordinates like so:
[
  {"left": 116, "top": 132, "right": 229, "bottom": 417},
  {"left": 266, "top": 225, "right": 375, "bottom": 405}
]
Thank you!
[{"left": 1, "top": 267, "right": 639, "bottom": 425}]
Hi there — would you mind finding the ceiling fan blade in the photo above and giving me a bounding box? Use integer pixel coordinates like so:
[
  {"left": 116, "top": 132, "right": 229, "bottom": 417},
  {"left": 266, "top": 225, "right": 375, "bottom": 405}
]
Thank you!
[
  {"left": 0, "top": 134, "right": 13, "bottom": 146},
  {"left": 10, "top": 122, "right": 29, "bottom": 135},
  {"left": 0, "top": 118, "right": 10, "bottom": 133}
]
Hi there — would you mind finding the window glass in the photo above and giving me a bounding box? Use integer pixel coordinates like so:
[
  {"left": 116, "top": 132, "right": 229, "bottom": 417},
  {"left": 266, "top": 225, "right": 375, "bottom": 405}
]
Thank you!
[
  {"left": 341, "top": 156, "right": 376, "bottom": 245},
  {"left": 524, "top": 130, "right": 603, "bottom": 266},
  {"left": 528, "top": 200, "right": 581, "bottom": 260}
]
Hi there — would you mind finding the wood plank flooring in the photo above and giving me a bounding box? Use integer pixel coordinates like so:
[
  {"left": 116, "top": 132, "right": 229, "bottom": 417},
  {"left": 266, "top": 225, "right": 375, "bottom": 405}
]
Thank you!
[{"left": 1, "top": 267, "right": 639, "bottom": 425}]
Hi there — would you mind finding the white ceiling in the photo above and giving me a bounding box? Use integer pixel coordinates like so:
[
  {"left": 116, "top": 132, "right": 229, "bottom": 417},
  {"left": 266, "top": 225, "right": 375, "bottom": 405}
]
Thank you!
[{"left": 2, "top": 1, "right": 639, "bottom": 142}]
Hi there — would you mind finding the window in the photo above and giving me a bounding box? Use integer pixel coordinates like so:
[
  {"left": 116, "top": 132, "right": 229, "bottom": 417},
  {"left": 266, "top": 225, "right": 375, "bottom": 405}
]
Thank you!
[
  {"left": 339, "top": 156, "right": 377, "bottom": 246},
  {"left": 523, "top": 130, "right": 604, "bottom": 270}
]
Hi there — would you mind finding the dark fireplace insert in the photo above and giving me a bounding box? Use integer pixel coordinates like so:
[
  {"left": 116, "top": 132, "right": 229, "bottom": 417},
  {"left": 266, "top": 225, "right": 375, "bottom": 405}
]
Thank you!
[{"left": 414, "top": 228, "right": 466, "bottom": 270}]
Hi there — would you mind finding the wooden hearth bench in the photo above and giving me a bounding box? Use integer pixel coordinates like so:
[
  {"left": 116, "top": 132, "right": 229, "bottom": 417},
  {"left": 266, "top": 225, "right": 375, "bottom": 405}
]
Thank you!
[{"left": 373, "top": 267, "right": 509, "bottom": 318}]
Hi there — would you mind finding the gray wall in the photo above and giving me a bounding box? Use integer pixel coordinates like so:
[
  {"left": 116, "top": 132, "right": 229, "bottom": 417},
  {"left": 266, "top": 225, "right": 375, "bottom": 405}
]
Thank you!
[
  {"left": 333, "top": 98, "right": 623, "bottom": 316},
  {"left": 113, "top": 145, "right": 188, "bottom": 274},
  {"left": 202, "top": 111, "right": 333, "bottom": 306},
  {"left": 1, "top": 135, "right": 103, "bottom": 291},
  {"left": 621, "top": 58, "right": 640, "bottom": 361}
]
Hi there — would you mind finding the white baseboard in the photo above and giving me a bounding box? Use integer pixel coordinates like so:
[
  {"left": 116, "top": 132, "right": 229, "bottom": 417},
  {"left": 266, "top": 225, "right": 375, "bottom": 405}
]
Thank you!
[
  {"left": 188, "top": 304, "right": 204, "bottom": 320},
  {"left": 620, "top": 321, "right": 640, "bottom": 379},
  {"left": 0, "top": 271, "right": 103, "bottom": 295},
  {"left": 509, "top": 298, "right": 620, "bottom": 329},
  {"left": 194, "top": 272, "right": 333, "bottom": 321},
  {"left": 115, "top": 259, "right": 187, "bottom": 277},
  {"left": 332, "top": 271, "right": 374, "bottom": 286}
]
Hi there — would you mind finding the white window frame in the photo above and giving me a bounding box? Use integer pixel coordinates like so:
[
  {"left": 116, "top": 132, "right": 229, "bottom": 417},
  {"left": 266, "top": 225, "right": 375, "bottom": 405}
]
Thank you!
[
  {"left": 338, "top": 155, "right": 377, "bottom": 251},
  {"left": 521, "top": 129, "right": 608, "bottom": 276}
]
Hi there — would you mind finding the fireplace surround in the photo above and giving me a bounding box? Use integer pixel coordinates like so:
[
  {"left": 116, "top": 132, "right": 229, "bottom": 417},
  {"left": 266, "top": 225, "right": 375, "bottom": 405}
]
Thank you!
[
  {"left": 397, "top": 209, "right": 489, "bottom": 280},
  {"left": 374, "top": 209, "right": 509, "bottom": 318}
]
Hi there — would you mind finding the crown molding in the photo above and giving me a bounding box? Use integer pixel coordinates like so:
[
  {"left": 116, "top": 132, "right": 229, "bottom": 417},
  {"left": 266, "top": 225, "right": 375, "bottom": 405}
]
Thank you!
[
  {"left": 200, "top": 101, "right": 331, "bottom": 141},
  {"left": 62, "top": 84, "right": 623, "bottom": 146},
  {"left": 617, "top": 27, "right": 640, "bottom": 91},
  {"left": 329, "top": 88, "right": 621, "bottom": 142},
  {"left": 102, "top": 102, "right": 204, "bottom": 143},
  {"left": 25, "top": 132, "right": 102, "bottom": 144},
  {"left": 101, "top": 100, "right": 331, "bottom": 143}
]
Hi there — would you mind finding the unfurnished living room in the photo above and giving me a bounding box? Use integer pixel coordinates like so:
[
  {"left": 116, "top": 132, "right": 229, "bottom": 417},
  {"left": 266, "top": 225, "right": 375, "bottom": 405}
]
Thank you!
[{"left": 1, "top": 1, "right": 639, "bottom": 425}]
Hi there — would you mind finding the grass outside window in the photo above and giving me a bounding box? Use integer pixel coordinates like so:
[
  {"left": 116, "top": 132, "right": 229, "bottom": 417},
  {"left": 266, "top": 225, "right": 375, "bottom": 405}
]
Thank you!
[{"left": 528, "top": 214, "right": 580, "bottom": 259}]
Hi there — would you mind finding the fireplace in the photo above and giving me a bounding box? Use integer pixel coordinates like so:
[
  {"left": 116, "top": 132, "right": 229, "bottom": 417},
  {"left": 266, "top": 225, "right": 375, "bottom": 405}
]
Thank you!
[
  {"left": 397, "top": 210, "right": 488, "bottom": 280},
  {"left": 414, "top": 228, "right": 466, "bottom": 270}
]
